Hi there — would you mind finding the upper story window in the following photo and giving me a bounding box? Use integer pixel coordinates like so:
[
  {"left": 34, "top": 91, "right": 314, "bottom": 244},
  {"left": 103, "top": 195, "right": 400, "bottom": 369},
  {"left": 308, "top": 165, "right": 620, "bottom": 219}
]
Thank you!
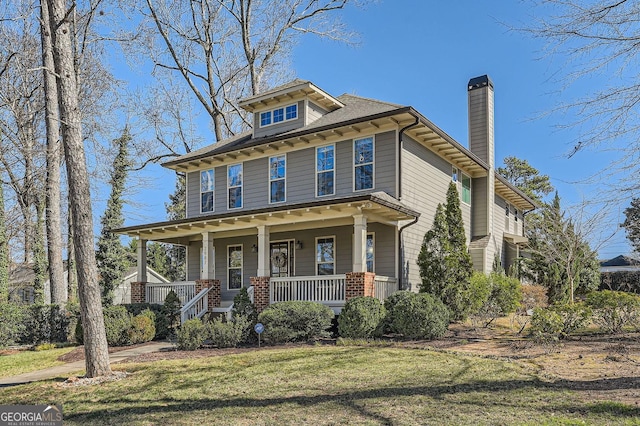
[
  {"left": 228, "top": 163, "right": 243, "bottom": 209},
  {"left": 316, "top": 236, "right": 335, "bottom": 275},
  {"left": 259, "top": 103, "right": 298, "bottom": 128},
  {"left": 316, "top": 144, "right": 335, "bottom": 197},
  {"left": 200, "top": 169, "right": 215, "bottom": 213},
  {"left": 461, "top": 174, "right": 471, "bottom": 204},
  {"left": 269, "top": 155, "right": 286, "bottom": 203},
  {"left": 354, "top": 137, "right": 374, "bottom": 191}
]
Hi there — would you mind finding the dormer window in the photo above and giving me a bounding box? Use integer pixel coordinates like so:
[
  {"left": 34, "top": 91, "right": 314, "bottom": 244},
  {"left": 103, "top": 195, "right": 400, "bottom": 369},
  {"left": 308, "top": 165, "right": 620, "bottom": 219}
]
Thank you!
[{"left": 259, "top": 104, "right": 298, "bottom": 128}]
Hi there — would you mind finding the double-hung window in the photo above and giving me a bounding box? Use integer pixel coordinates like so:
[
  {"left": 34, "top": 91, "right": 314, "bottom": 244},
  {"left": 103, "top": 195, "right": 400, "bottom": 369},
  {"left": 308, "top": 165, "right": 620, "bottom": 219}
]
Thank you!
[
  {"left": 200, "top": 169, "right": 215, "bottom": 213},
  {"left": 269, "top": 155, "right": 286, "bottom": 203},
  {"left": 228, "top": 164, "right": 243, "bottom": 209},
  {"left": 354, "top": 137, "right": 374, "bottom": 191},
  {"left": 461, "top": 173, "right": 471, "bottom": 204},
  {"left": 316, "top": 237, "right": 335, "bottom": 275},
  {"left": 316, "top": 145, "right": 335, "bottom": 197},
  {"left": 228, "top": 245, "right": 242, "bottom": 290}
]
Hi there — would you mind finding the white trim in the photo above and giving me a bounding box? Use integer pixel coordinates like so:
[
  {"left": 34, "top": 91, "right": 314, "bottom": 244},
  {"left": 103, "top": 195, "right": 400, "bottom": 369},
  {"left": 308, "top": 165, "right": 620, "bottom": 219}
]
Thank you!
[
  {"left": 227, "top": 162, "right": 243, "bottom": 210},
  {"left": 259, "top": 103, "right": 298, "bottom": 128},
  {"left": 268, "top": 154, "right": 287, "bottom": 204},
  {"left": 452, "top": 166, "right": 459, "bottom": 182},
  {"left": 227, "top": 244, "right": 243, "bottom": 291},
  {"left": 315, "top": 235, "right": 336, "bottom": 275},
  {"left": 200, "top": 169, "right": 215, "bottom": 214},
  {"left": 269, "top": 239, "right": 295, "bottom": 277},
  {"left": 353, "top": 135, "right": 375, "bottom": 192},
  {"left": 315, "top": 144, "right": 336, "bottom": 197}
]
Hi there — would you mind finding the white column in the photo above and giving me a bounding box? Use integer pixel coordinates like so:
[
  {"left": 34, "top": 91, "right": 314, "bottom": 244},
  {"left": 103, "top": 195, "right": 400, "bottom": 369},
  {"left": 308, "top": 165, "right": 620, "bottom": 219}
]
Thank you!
[
  {"left": 137, "top": 238, "right": 147, "bottom": 282},
  {"left": 202, "top": 232, "right": 214, "bottom": 279},
  {"left": 257, "top": 225, "right": 270, "bottom": 277},
  {"left": 353, "top": 214, "right": 367, "bottom": 273}
]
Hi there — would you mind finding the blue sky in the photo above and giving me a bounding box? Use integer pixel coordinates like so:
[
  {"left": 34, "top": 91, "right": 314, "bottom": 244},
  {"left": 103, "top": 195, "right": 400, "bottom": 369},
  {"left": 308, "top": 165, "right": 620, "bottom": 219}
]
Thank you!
[{"left": 119, "top": 0, "right": 633, "bottom": 259}]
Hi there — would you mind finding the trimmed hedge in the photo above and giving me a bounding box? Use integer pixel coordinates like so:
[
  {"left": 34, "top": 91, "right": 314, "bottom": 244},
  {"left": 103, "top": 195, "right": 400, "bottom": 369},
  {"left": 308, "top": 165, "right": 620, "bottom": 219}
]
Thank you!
[
  {"left": 258, "top": 301, "right": 334, "bottom": 344},
  {"left": 384, "top": 291, "right": 450, "bottom": 340},
  {"left": 338, "top": 297, "right": 386, "bottom": 339},
  {"left": 76, "top": 305, "right": 156, "bottom": 346},
  {"left": 207, "top": 316, "right": 250, "bottom": 348},
  {"left": 0, "top": 303, "right": 27, "bottom": 347},
  {"left": 23, "top": 304, "right": 70, "bottom": 345},
  {"left": 177, "top": 318, "right": 207, "bottom": 350},
  {"left": 128, "top": 310, "right": 156, "bottom": 344},
  {"left": 122, "top": 303, "right": 168, "bottom": 339}
]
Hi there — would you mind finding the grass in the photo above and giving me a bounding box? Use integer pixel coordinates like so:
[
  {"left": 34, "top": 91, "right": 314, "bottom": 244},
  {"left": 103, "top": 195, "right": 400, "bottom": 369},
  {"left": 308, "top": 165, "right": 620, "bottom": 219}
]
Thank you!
[
  {"left": 0, "top": 346, "right": 75, "bottom": 378},
  {"left": 0, "top": 345, "right": 638, "bottom": 425}
]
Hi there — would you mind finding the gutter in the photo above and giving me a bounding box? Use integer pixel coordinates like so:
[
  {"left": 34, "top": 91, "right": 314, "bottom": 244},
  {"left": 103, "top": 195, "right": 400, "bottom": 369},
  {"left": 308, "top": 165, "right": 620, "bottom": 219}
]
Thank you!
[{"left": 398, "top": 216, "right": 419, "bottom": 291}]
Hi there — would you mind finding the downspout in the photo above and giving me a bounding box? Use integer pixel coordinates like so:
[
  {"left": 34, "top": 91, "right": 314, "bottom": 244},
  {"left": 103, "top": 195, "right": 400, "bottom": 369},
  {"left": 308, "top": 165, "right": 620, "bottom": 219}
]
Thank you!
[{"left": 397, "top": 115, "right": 420, "bottom": 290}]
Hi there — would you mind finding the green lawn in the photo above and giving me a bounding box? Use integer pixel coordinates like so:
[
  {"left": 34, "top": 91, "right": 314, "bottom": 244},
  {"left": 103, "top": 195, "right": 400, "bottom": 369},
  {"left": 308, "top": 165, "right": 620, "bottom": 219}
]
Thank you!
[
  {"left": 0, "top": 345, "right": 638, "bottom": 425},
  {"left": 0, "top": 347, "right": 75, "bottom": 378}
]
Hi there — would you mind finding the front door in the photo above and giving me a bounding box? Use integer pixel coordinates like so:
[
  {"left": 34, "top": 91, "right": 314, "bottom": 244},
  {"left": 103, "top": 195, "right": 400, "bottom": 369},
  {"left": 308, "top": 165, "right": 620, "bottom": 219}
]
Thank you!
[{"left": 270, "top": 240, "right": 294, "bottom": 277}]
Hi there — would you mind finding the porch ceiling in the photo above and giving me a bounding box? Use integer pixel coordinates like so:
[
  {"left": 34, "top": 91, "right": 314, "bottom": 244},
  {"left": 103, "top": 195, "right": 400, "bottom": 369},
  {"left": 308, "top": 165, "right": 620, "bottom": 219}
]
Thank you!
[{"left": 114, "top": 193, "right": 419, "bottom": 244}]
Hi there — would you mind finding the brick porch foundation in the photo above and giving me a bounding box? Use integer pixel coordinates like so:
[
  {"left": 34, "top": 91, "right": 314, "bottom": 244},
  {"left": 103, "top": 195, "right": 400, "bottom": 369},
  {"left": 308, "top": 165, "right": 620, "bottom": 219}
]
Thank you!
[
  {"left": 250, "top": 276, "right": 270, "bottom": 313},
  {"left": 131, "top": 282, "right": 146, "bottom": 304},
  {"left": 345, "top": 272, "right": 375, "bottom": 301},
  {"left": 196, "top": 279, "right": 221, "bottom": 312}
]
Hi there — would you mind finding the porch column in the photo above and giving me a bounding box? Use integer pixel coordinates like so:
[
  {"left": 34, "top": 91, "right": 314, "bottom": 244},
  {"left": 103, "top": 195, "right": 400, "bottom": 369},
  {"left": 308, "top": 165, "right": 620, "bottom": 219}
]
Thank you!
[
  {"left": 202, "top": 232, "right": 214, "bottom": 279},
  {"left": 137, "top": 238, "right": 147, "bottom": 283},
  {"left": 352, "top": 214, "right": 368, "bottom": 273},
  {"left": 257, "top": 225, "right": 270, "bottom": 277}
]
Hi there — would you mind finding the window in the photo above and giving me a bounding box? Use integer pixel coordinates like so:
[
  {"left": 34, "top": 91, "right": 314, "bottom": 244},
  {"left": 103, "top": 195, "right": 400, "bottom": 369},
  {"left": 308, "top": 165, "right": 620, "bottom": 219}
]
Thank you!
[
  {"left": 316, "top": 237, "right": 335, "bottom": 275},
  {"left": 260, "top": 111, "right": 272, "bottom": 127},
  {"left": 259, "top": 104, "right": 297, "bottom": 127},
  {"left": 452, "top": 167, "right": 459, "bottom": 182},
  {"left": 228, "top": 245, "right": 242, "bottom": 290},
  {"left": 269, "top": 155, "right": 286, "bottom": 203},
  {"left": 515, "top": 209, "right": 519, "bottom": 222},
  {"left": 200, "top": 169, "right": 215, "bottom": 213},
  {"left": 286, "top": 104, "right": 297, "bottom": 120},
  {"left": 354, "top": 137, "right": 374, "bottom": 191},
  {"left": 316, "top": 145, "right": 335, "bottom": 196},
  {"left": 366, "top": 233, "right": 374, "bottom": 273},
  {"left": 228, "top": 163, "right": 243, "bottom": 209},
  {"left": 461, "top": 174, "right": 471, "bottom": 204}
]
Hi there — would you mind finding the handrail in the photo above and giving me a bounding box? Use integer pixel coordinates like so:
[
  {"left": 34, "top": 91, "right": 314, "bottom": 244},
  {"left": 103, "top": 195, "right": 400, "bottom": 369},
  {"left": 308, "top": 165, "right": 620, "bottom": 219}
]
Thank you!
[{"left": 180, "top": 287, "right": 211, "bottom": 324}]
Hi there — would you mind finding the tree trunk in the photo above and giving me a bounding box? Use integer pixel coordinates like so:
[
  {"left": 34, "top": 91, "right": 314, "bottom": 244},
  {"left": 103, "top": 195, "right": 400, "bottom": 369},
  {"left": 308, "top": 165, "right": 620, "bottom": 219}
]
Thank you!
[
  {"left": 67, "top": 213, "right": 78, "bottom": 303},
  {"left": 45, "top": 0, "right": 111, "bottom": 377},
  {"left": 40, "top": 0, "right": 66, "bottom": 306},
  {"left": 0, "top": 181, "right": 8, "bottom": 303}
]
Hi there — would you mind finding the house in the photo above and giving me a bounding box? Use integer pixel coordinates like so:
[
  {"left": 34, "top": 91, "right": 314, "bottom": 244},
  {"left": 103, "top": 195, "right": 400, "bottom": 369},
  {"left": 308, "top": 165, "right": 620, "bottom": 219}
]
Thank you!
[
  {"left": 599, "top": 254, "right": 640, "bottom": 294},
  {"left": 8, "top": 263, "right": 168, "bottom": 305},
  {"left": 115, "top": 76, "right": 535, "bottom": 319},
  {"left": 599, "top": 255, "right": 640, "bottom": 273}
]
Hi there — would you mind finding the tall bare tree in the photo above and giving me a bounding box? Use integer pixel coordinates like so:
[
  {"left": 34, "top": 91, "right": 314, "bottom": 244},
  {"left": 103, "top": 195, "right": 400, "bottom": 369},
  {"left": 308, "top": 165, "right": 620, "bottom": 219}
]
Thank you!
[
  {"left": 45, "top": 0, "right": 111, "bottom": 377},
  {"left": 40, "top": 0, "right": 66, "bottom": 305}
]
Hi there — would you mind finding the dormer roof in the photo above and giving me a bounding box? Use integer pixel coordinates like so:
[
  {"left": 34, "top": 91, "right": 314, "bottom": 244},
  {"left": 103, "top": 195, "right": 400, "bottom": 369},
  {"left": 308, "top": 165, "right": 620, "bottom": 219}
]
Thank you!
[{"left": 238, "top": 79, "right": 344, "bottom": 112}]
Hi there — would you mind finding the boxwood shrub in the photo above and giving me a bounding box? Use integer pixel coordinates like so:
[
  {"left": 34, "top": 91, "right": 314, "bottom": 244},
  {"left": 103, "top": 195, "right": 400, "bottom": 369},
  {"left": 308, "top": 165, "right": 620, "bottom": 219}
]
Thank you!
[
  {"left": 258, "top": 301, "right": 334, "bottom": 344},
  {"left": 338, "top": 296, "right": 386, "bottom": 339},
  {"left": 207, "top": 315, "right": 250, "bottom": 348},
  {"left": 122, "top": 303, "right": 167, "bottom": 339},
  {"left": 385, "top": 292, "right": 450, "bottom": 340}
]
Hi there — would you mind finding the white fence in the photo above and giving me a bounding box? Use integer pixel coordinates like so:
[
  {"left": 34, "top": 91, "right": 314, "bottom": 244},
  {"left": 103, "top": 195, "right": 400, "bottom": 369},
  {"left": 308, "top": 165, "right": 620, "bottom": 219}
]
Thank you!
[
  {"left": 146, "top": 281, "right": 196, "bottom": 305},
  {"left": 270, "top": 275, "right": 346, "bottom": 304},
  {"left": 373, "top": 276, "right": 398, "bottom": 301}
]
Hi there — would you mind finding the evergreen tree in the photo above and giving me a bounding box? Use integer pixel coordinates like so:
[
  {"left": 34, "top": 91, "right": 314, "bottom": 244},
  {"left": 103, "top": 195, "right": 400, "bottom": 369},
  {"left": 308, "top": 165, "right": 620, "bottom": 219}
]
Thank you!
[
  {"left": 97, "top": 129, "right": 132, "bottom": 305},
  {"left": 623, "top": 198, "right": 640, "bottom": 254},
  {"left": 418, "top": 183, "right": 475, "bottom": 321},
  {"left": 0, "top": 180, "right": 8, "bottom": 303},
  {"left": 497, "top": 157, "right": 553, "bottom": 204}
]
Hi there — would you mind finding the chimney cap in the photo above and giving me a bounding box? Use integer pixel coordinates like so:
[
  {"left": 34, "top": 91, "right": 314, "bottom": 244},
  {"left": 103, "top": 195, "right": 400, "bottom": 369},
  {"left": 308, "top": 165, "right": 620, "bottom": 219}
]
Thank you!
[{"left": 468, "top": 75, "right": 494, "bottom": 91}]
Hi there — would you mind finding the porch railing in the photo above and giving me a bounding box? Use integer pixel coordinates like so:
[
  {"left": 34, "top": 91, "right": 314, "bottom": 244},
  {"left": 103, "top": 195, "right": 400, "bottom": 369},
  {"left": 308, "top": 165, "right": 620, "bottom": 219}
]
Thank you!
[
  {"left": 180, "top": 288, "right": 210, "bottom": 323},
  {"left": 146, "top": 281, "right": 196, "bottom": 305},
  {"left": 373, "top": 276, "right": 398, "bottom": 302},
  {"left": 270, "top": 275, "right": 346, "bottom": 304}
]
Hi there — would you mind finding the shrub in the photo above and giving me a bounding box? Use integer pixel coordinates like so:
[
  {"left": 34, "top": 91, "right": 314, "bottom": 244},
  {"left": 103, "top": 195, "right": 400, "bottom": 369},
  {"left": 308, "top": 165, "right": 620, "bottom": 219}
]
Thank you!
[
  {"left": 22, "top": 304, "right": 70, "bottom": 345},
  {"left": 258, "top": 301, "right": 334, "bottom": 344},
  {"left": 550, "top": 302, "right": 592, "bottom": 336},
  {"left": 468, "top": 273, "right": 492, "bottom": 316},
  {"left": 128, "top": 311, "right": 156, "bottom": 344},
  {"left": 519, "top": 284, "right": 549, "bottom": 314},
  {"left": 103, "top": 305, "right": 133, "bottom": 346},
  {"left": 586, "top": 290, "right": 640, "bottom": 334},
  {"left": 473, "top": 273, "right": 522, "bottom": 327},
  {"left": 338, "top": 297, "right": 386, "bottom": 339},
  {"left": 208, "top": 315, "right": 250, "bottom": 348},
  {"left": 529, "top": 307, "right": 563, "bottom": 343},
  {"left": 123, "top": 303, "right": 167, "bottom": 340},
  {"left": 177, "top": 318, "right": 207, "bottom": 350},
  {"left": 34, "top": 343, "right": 56, "bottom": 351},
  {"left": 0, "top": 303, "right": 27, "bottom": 347},
  {"left": 162, "top": 291, "right": 182, "bottom": 335},
  {"left": 232, "top": 288, "right": 257, "bottom": 322},
  {"left": 386, "top": 292, "right": 450, "bottom": 340},
  {"left": 383, "top": 291, "right": 417, "bottom": 334}
]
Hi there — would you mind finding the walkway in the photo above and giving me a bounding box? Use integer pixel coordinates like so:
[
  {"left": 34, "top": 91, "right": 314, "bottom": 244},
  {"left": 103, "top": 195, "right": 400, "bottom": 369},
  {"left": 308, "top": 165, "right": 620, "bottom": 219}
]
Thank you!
[{"left": 0, "top": 341, "right": 174, "bottom": 387}]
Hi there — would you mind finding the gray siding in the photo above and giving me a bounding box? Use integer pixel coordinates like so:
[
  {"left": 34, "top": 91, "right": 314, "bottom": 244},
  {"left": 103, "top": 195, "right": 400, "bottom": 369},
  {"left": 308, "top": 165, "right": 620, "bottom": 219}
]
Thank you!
[
  {"left": 472, "top": 176, "right": 488, "bottom": 237},
  {"left": 468, "top": 87, "right": 494, "bottom": 167},
  {"left": 186, "top": 170, "right": 201, "bottom": 218},
  {"left": 307, "top": 101, "right": 329, "bottom": 124},
  {"left": 400, "top": 135, "right": 473, "bottom": 290},
  {"left": 286, "top": 148, "right": 315, "bottom": 204},
  {"left": 253, "top": 100, "right": 305, "bottom": 138},
  {"left": 493, "top": 195, "right": 507, "bottom": 268},
  {"left": 374, "top": 131, "right": 397, "bottom": 197},
  {"left": 186, "top": 243, "right": 201, "bottom": 281},
  {"left": 243, "top": 157, "right": 268, "bottom": 210}
]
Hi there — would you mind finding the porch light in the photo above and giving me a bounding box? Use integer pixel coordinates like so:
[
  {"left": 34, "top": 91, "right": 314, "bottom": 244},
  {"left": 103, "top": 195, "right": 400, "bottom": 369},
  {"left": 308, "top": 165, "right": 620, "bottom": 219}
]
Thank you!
[
  {"left": 251, "top": 244, "right": 258, "bottom": 253},
  {"left": 295, "top": 240, "right": 303, "bottom": 250}
]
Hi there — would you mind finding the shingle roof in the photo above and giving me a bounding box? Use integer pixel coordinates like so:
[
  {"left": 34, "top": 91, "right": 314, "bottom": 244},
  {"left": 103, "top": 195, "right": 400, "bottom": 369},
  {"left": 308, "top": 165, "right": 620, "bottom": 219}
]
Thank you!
[{"left": 600, "top": 255, "right": 640, "bottom": 267}]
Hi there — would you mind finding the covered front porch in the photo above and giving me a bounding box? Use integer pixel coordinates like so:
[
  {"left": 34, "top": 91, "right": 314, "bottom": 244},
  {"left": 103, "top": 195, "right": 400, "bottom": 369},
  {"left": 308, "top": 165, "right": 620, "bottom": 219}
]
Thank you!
[{"left": 118, "top": 193, "right": 419, "bottom": 321}]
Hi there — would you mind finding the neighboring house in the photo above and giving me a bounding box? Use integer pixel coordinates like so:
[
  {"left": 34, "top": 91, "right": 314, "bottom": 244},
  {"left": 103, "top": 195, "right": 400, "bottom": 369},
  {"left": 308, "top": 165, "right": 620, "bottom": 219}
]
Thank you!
[
  {"left": 599, "top": 255, "right": 640, "bottom": 273},
  {"left": 8, "top": 263, "right": 167, "bottom": 305},
  {"left": 116, "top": 76, "right": 535, "bottom": 317}
]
